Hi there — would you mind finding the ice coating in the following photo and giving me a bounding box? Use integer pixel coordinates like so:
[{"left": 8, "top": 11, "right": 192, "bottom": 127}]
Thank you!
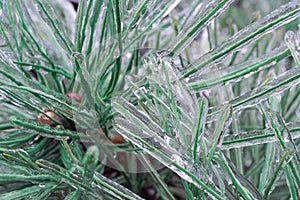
[
  {"left": 203, "top": 67, "right": 300, "bottom": 117},
  {"left": 170, "top": 0, "right": 236, "bottom": 55},
  {"left": 188, "top": 45, "right": 289, "bottom": 90},
  {"left": 222, "top": 122, "right": 300, "bottom": 150},
  {"left": 183, "top": 1, "right": 300, "bottom": 78}
]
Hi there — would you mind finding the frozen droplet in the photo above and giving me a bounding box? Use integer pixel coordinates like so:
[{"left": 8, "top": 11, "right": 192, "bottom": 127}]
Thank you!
[
  {"left": 25, "top": 65, "right": 33, "bottom": 71},
  {"left": 164, "top": 136, "right": 171, "bottom": 146},
  {"left": 285, "top": 31, "right": 295, "bottom": 44},
  {"left": 113, "top": 152, "right": 117, "bottom": 159},
  {"left": 245, "top": 159, "right": 252, "bottom": 167},
  {"left": 285, "top": 29, "right": 300, "bottom": 66},
  {"left": 171, "top": 154, "right": 184, "bottom": 166},
  {"left": 72, "top": 52, "right": 84, "bottom": 63},
  {"left": 296, "top": 108, "right": 300, "bottom": 120}
]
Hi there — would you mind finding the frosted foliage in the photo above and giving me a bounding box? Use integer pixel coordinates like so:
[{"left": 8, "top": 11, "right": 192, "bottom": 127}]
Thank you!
[
  {"left": 113, "top": 56, "right": 198, "bottom": 151},
  {"left": 113, "top": 56, "right": 236, "bottom": 197},
  {"left": 2, "top": 0, "right": 300, "bottom": 199}
]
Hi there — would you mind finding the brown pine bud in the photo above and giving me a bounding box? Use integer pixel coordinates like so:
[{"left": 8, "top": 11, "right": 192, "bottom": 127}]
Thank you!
[
  {"left": 65, "top": 92, "right": 82, "bottom": 103},
  {"left": 97, "top": 127, "right": 110, "bottom": 144},
  {"left": 37, "top": 111, "right": 61, "bottom": 126},
  {"left": 111, "top": 133, "right": 125, "bottom": 144},
  {"left": 99, "top": 127, "right": 105, "bottom": 135},
  {"left": 41, "top": 107, "right": 48, "bottom": 112}
]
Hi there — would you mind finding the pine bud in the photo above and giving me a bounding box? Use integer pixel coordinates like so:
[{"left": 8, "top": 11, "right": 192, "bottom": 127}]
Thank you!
[
  {"left": 37, "top": 111, "right": 61, "bottom": 126},
  {"left": 65, "top": 92, "right": 82, "bottom": 103},
  {"left": 111, "top": 133, "right": 125, "bottom": 144}
]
